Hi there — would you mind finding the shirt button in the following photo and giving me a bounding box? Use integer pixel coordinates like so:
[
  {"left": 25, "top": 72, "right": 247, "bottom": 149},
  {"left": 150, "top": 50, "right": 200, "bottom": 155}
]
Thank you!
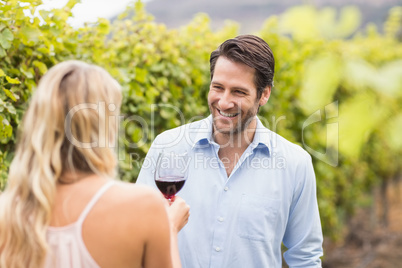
[
  {"left": 218, "top": 217, "right": 224, "bottom": 222},
  {"left": 224, "top": 187, "right": 229, "bottom": 191},
  {"left": 215, "top": 247, "right": 221, "bottom": 252}
]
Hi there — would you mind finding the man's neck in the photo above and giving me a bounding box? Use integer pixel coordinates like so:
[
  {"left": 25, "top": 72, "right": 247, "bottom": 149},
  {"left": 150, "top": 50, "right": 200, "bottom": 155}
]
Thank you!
[
  {"left": 213, "top": 117, "right": 257, "bottom": 152},
  {"left": 213, "top": 117, "right": 258, "bottom": 177}
]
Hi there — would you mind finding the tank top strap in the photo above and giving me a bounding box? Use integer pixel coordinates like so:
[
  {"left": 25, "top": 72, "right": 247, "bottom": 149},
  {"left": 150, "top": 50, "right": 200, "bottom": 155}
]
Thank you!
[{"left": 76, "top": 180, "right": 115, "bottom": 225}]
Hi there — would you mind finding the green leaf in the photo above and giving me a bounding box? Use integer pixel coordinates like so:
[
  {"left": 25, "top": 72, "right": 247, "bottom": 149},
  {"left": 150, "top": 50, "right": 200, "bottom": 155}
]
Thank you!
[
  {"left": 134, "top": 67, "right": 147, "bottom": 83},
  {"left": 37, "top": 46, "right": 50, "bottom": 54},
  {"left": 1, "top": 28, "right": 13, "bottom": 41},
  {"left": 373, "top": 60, "right": 402, "bottom": 97},
  {"left": 66, "top": 0, "right": 81, "bottom": 10},
  {"left": 299, "top": 55, "right": 342, "bottom": 114},
  {"left": 4, "top": 103, "right": 16, "bottom": 115},
  {"left": 5, "top": 76, "right": 20, "bottom": 84},
  {"left": 3, "top": 88, "right": 18, "bottom": 102},
  {"left": 39, "top": 10, "right": 51, "bottom": 21},
  {"left": 0, "top": 69, "right": 5, "bottom": 77},
  {"left": 0, "top": 116, "right": 12, "bottom": 142},
  {"left": 384, "top": 113, "right": 402, "bottom": 150},
  {"left": 338, "top": 94, "right": 386, "bottom": 158},
  {"left": 33, "top": 60, "right": 48, "bottom": 75},
  {"left": 334, "top": 6, "right": 361, "bottom": 38},
  {"left": 0, "top": 47, "right": 5, "bottom": 57},
  {"left": 118, "top": 9, "right": 130, "bottom": 20},
  {"left": 20, "top": 26, "right": 41, "bottom": 46},
  {"left": 0, "top": 28, "right": 13, "bottom": 49},
  {"left": 20, "top": 67, "right": 34, "bottom": 79},
  {"left": 279, "top": 6, "right": 321, "bottom": 40},
  {"left": 97, "top": 18, "right": 110, "bottom": 35},
  {"left": 131, "top": 127, "right": 143, "bottom": 143}
]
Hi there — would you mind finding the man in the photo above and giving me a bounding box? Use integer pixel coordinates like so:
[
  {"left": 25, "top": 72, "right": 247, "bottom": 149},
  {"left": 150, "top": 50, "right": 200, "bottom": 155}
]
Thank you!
[{"left": 137, "top": 35, "right": 323, "bottom": 267}]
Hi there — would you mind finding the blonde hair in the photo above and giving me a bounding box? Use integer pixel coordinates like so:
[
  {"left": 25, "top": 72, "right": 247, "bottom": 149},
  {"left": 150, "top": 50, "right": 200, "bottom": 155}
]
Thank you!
[{"left": 0, "top": 60, "right": 122, "bottom": 268}]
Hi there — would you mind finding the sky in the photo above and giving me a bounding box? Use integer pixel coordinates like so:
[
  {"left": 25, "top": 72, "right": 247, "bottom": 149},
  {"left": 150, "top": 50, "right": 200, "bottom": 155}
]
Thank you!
[{"left": 40, "top": 0, "right": 139, "bottom": 27}]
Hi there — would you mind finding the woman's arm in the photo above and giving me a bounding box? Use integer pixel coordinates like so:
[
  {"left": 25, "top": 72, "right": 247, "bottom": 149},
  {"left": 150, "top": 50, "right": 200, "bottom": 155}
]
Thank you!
[
  {"left": 167, "top": 197, "right": 190, "bottom": 268},
  {"left": 141, "top": 191, "right": 189, "bottom": 268}
]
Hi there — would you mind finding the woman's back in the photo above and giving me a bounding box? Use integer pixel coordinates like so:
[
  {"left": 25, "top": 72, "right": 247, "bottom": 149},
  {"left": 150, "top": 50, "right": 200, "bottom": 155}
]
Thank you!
[
  {"left": 47, "top": 174, "right": 173, "bottom": 268},
  {"left": 0, "top": 61, "right": 188, "bottom": 268}
]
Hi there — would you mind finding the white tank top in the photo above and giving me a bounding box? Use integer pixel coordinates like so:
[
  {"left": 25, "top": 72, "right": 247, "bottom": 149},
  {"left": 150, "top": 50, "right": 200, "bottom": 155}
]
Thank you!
[{"left": 44, "top": 181, "right": 115, "bottom": 268}]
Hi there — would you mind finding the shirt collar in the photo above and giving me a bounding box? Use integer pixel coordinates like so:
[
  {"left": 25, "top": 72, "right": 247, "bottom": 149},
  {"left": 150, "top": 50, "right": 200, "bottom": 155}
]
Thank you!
[
  {"left": 251, "top": 116, "right": 272, "bottom": 155},
  {"left": 191, "top": 115, "right": 214, "bottom": 148},
  {"left": 192, "top": 115, "right": 271, "bottom": 155}
]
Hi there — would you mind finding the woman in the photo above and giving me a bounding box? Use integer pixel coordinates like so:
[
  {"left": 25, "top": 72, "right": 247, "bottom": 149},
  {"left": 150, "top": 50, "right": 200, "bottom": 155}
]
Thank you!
[{"left": 0, "top": 60, "right": 189, "bottom": 268}]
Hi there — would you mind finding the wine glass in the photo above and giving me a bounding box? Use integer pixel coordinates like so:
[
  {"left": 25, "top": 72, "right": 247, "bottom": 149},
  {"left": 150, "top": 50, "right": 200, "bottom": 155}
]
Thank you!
[{"left": 154, "top": 151, "right": 189, "bottom": 201}]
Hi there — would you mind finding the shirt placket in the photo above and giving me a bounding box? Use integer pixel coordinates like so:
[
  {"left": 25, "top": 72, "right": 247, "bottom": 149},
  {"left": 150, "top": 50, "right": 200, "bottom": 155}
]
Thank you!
[
  {"left": 209, "top": 179, "right": 231, "bottom": 267},
  {"left": 208, "top": 143, "right": 256, "bottom": 268},
  {"left": 208, "top": 142, "right": 228, "bottom": 268}
]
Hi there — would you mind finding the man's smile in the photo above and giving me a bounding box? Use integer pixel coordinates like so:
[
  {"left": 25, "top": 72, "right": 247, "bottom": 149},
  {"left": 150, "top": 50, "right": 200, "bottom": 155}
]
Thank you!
[{"left": 217, "top": 109, "right": 239, "bottom": 118}]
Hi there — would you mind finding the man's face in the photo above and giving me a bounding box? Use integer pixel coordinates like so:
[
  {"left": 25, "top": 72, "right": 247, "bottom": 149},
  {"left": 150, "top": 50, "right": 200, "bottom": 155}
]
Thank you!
[{"left": 208, "top": 56, "right": 269, "bottom": 136}]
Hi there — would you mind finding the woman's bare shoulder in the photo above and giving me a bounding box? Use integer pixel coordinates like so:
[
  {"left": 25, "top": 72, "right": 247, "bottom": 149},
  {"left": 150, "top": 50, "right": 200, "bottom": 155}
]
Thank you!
[
  {"left": 89, "top": 180, "right": 168, "bottom": 242},
  {"left": 104, "top": 180, "right": 166, "bottom": 213},
  {"left": 111, "top": 180, "right": 161, "bottom": 198},
  {"left": 80, "top": 180, "right": 169, "bottom": 266}
]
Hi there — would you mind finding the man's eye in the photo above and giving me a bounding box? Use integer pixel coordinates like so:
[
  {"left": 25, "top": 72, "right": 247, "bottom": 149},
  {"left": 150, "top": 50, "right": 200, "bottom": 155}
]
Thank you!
[
  {"left": 213, "top": 86, "right": 223, "bottom": 90},
  {"left": 235, "top": 90, "right": 246, "bottom": 95}
]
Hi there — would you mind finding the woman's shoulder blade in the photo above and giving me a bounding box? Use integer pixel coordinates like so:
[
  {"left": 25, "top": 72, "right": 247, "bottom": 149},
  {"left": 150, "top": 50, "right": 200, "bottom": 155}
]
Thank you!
[{"left": 106, "top": 181, "right": 166, "bottom": 213}]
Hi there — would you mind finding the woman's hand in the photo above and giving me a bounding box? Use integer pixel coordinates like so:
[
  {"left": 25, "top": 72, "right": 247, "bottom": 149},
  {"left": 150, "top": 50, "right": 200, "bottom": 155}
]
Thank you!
[{"left": 167, "top": 196, "right": 190, "bottom": 233}]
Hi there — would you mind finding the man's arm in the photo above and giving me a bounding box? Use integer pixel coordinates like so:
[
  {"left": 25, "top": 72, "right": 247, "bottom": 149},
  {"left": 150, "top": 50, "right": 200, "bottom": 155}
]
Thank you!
[{"left": 282, "top": 154, "right": 323, "bottom": 268}]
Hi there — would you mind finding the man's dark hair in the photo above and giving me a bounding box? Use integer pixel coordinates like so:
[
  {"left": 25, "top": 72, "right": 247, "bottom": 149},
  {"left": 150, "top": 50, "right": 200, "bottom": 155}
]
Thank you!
[{"left": 209, "top": 35, "right": 275, "bottom": 99}]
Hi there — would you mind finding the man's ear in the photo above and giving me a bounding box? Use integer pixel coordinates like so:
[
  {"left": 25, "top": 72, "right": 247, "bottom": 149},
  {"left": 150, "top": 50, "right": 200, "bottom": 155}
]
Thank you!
[{"left": 259, "top": 86, "right": 271, "bottom": 107}]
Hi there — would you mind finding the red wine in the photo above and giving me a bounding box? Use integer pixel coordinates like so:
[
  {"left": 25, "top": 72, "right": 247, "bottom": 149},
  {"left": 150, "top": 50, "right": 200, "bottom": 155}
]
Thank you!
[{"left": 155, "top": 177, "right": 185, "bottom": 199}]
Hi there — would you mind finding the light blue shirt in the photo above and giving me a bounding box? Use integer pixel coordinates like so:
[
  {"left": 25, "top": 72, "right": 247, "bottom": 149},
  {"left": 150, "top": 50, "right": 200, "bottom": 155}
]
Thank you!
[{"left": 137, "top": 115, "right": 323, "bottom": 268}]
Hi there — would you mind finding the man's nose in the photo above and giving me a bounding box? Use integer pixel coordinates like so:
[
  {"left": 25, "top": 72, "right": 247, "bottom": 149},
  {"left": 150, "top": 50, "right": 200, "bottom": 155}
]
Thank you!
[{"left": 218, "top": 91, "right": 235, "bottom": 110}]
